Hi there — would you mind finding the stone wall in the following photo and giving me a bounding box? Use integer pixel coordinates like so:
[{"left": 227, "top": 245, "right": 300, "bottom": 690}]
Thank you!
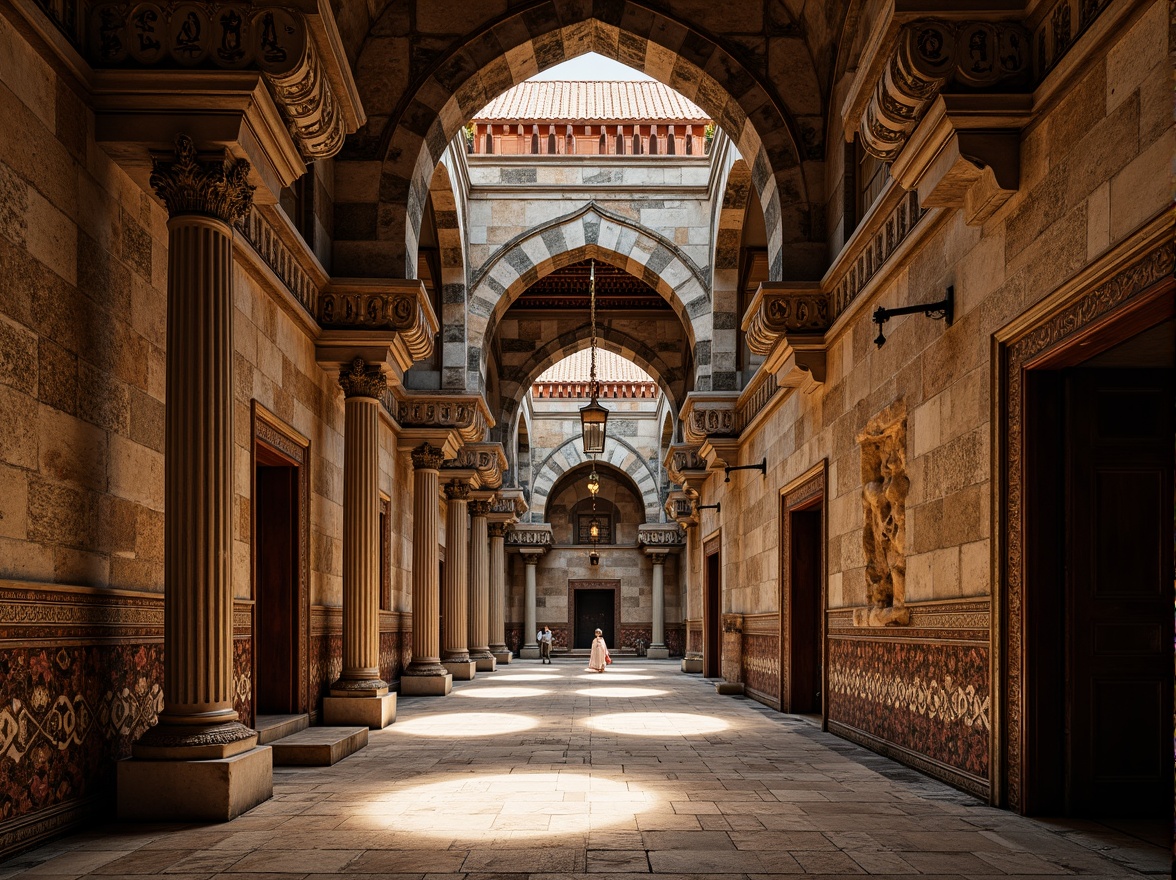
[{"left": 694, "top": 0, "right": 1171, "bottom": 799}]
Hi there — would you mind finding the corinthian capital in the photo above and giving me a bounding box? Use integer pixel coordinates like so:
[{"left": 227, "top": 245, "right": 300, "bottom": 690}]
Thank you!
[
  {"left": 149, "top": 135, "right": 254, "bottom": 222},
  {"left": 338, "top": 358, "right": 387, "bottom": 400}
]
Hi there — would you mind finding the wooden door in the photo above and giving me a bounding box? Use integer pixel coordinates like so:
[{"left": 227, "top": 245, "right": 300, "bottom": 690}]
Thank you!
[
  {"left": 255, "top": 458, "right": 298, "bottom": 715},
  {"left": 1065, "top": 368, "right": 1173, "bottom": 815},
  {"left": 574, "top": 590, "right": 614, "bottom": 649},
  {"left": 786, "top": 505, "right": 823, "bottom": 714},
  {"left": 704, "top": 551, "right": 721, "bottom": 678}
]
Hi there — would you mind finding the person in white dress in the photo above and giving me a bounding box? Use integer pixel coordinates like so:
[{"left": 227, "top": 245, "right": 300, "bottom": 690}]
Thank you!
[{"left": 586, "top": 628, "right": 609, "bottom": 673}]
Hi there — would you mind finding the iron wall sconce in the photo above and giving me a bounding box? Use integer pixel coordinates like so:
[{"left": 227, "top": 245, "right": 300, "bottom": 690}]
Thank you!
[
  {"left": 872, "top": 286, "right": 954, "bottom": 348},
  {"left": 694, "top": 501, "right": 721, "bottom": 514},
  {"left": 724, "top": 457, "right": 767, "bottom": 482}
]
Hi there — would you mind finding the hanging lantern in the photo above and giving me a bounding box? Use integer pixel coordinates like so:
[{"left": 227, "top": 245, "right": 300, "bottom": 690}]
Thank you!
[
  {"left": 589, "top": 517, "right": 601, "bottom": 542},
  {"left": 587, "top": 468, "right": 600, "bottom": 496},
  {"left": 579, "top": 259, "right": 608, "bottom": 454}
]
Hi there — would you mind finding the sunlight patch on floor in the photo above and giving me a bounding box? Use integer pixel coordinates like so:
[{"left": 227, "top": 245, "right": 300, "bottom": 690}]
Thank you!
[
  {"left": 585, "top": 711, "right": 729, "bottom": 736},
  {"left": 575, "top": 686, "right": 667, "bottom": 697},
  {"left": 455, "top": 686, "right": 551, "bottom": 699},
  {"left": 388, "top": 712, "right": 538, "bottom": 736}
]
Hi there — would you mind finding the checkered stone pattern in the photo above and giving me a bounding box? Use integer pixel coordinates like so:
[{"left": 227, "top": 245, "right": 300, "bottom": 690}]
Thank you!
[
  {"left": 711, "top": 157, "right": 752, "bottom": 391},
  {"left": 467, "top": 205, "right": 721, "bottom": 391},
  {"left": 529, "top": 436, "right": 661, "bottom": 525},
  {"left": 493, "top": 314, "right": 687, "bottom": 434},
  {"left": 336, "top": 3, "right": 828, "bottom": 291}
]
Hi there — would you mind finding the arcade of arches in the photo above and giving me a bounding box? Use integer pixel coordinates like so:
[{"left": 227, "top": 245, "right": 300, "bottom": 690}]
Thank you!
[{"left": 0, "top": 0, "right": 1171, "bottom": 868}]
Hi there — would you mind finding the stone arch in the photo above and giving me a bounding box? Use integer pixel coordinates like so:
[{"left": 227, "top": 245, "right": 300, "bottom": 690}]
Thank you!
[
  {"left": 427, "top": 159, "right": 469, "bottom": 389},
  {"left": 530, "top": 435, "right": 661, "bottom": 525},
  {"left": 712, "top": 156, "right": 752, "bottom": 389},
  {"left": 346, "top": 5, "right": 825, "bottom": 283},
  {"left": 495, "top": 326, "right": 683, "bottom": 438},
  {"left": 469, "top": 204, "right": 713, "bottom": 390}
]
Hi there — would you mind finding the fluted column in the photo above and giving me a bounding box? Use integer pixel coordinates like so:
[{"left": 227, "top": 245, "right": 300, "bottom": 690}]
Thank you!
[
  {"left": 520, "top": 553, "right": 540, "bottom": 659},
  {"left": 488, "top": 523, "right": 511, "bottom": 663},
  {"left": 441, "top": 479, "right": 474, "bottom": 678},
  {"left": 134, "top": 135, "right": 256, "bottom": 760},
  {"left": 333, "top": 360, "right": 387, "bottom": 693},
  {"left": 468, "top": 500, "right": 494, "bottom": 670},
  {"left": 402, "top": 443, "right": 451, "bottom": 695},
  {"left": 647, "top": 552, "right": 669, "bottom": 659}
]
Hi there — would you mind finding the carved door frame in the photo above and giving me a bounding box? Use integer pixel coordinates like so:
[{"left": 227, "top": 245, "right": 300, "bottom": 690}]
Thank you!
[
  {"left": 995, "top": 225, "right": 1173, "bottom": 812},
  {"left": 250, "top": 402, "right": 311, "bottom": 722},
  {"left": 778, "top": 461, "right": 827, "bottom": 723},
  {"left": 568, "top": 579, "right": 621, "bottom": 649}
]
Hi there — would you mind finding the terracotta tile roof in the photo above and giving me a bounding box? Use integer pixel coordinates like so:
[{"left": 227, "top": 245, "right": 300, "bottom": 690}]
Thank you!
[
  {"left": 474, "top": 81, "right": 710, "bottom": 123},
  {"left": 537, "top": 349, "right": 654, "bottom": 384}
]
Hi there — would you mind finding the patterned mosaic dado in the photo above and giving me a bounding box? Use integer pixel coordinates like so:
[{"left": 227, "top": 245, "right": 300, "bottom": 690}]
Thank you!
[
  {"left": 827, "top": 638, "right": 990, "bottom": 795},
  {"left": 741, "top": 624, "right": 781, "bottom": 708}
]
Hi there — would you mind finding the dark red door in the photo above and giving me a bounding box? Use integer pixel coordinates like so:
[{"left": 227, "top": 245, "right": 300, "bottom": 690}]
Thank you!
[{"left": 1065, "top": 368, "right": 1173, "bottom": 815}]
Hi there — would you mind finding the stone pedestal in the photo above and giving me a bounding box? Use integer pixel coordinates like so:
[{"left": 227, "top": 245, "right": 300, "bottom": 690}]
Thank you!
[
  {"left": 325, "top": 360, "right": 393, "bottom": 729},
  {"left": 118, "top": 746, "right": 273, "bottom": 821},
  {"left": 468, "top": 500, "right": 495, "bottom": 671},
  {"left": 120, "top": 136, "right": 267, "bottom": 819},
  {"left": 681, "top": 657, "right": 703, "bottom": 673},
  {"left": 401, "top": 444, "right": 451, "bottom": 695},
  {"left": 443, "top": 660, "right": 477, "bottom": 680},
  {"left": 323, "top": 693, "right": 396, "bottom": 729},
  {"left": 488, "top": 523, "right": 512, "bottom": 664}
]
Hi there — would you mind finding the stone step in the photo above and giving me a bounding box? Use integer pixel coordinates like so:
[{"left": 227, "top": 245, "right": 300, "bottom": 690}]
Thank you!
[
  {"left": 270, "top": 726, "right": 369, "bottom": 766},
  {"left": 255, "top": 713, "right": 310, "bottom": 745}
]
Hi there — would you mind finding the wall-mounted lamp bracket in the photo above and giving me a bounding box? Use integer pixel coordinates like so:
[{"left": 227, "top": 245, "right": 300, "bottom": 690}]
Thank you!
[
  {"left": 724, "top": 457, "right": 767, "bottom": 482},
  {"left": 872, "top": 285, "right": 954, "bottom": 348},
  {"left": 694, "top": 501, "right": 721, "bottom": 514}
]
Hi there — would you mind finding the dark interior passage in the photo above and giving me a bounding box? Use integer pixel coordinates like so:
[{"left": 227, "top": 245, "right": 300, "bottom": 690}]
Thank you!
[
  {"left": 574, "top": 589, "right": 614, "bottom": 649},
  {"left": 254, "top": 453, "right": 300, "bottom": 716}
]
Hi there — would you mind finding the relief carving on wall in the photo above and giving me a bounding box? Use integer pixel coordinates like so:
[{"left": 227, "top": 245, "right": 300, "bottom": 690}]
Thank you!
[{"left": 854, "top": 401, "right": 910, "bottom": 626}]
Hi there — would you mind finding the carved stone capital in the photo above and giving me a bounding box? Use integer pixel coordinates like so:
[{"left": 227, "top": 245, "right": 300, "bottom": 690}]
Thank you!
[
  {"left": 149, "top": 134, "right": 254, "bottom": 222},
  {"left": 469, "top": 499, "right": 492, "bottom": 518},
  {"left": 487, "top": 522, "right": 510, "bottom": 538},
  {"left": 411, "top": 442, "right": 445, "bottom": 471},
  {"left": 444, "top": 479, "right": 471, "bottom": 501},
  {"left": 646, "top": 552, "right": 668, "bottom": 566},
  {"left": 338, "top": 358, "right": 387, "bottom": 400}
]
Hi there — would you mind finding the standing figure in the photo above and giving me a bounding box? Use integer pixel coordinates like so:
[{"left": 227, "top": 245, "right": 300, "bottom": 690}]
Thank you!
[
  {"left": 586, "top": 628, "right": 610, "bottom": 673},
  {"left": 537, "top": 625, "right": 553, "bottom": 664}
]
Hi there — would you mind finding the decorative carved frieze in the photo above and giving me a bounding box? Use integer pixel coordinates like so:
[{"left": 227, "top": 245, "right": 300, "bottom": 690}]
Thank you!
[
  {"left": 149, "top": 134, "right": 254, "bottom": 222},
  {"left": 85, "top": 3, "right": 354, "bottom": 161},
  {"left": 338, "top": 358, "right": 387, "bottom": 400},
  {"left": 832, "top": 190, "right": 926, "bottom": 319},
  {"left": 489, "top": 488, "right": 527, "bottom": 520},
  {"left": 236, "top": 206, "right": 319, "bottom": 317},
  {"left": 391, "top": 392, "right": 491, "bottom": 445},
  {"left": 854, "top": 401, "right": 909, "bottom": 627},
  {"left": 506, "top": 524, "right": 553, "bottom": 547},
  {"left": 637, "top": 524, "right": 686, "bottom": 547},
  {"left": 664, "top": 443, "right": 707, "bottom": 486},
  {"left": 859, "top": 20, "right": 1030, "bottom": 162},
  {"left": 456, "top": 443, "right": 507, "bottom": 490}
]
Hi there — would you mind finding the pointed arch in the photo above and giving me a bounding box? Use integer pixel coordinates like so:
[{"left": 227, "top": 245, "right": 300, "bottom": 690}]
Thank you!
[
  {"left": 467, "top": 204, "right": 714, "bottom": 391},
  {"left": 340, "top": 7, "right": 826, "bottom": 283},
  {"left": 530, "top": 435, "right": 662, "bottom": 525}
]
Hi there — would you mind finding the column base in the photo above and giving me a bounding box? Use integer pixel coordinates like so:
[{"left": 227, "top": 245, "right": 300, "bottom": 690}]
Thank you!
[
  {"left": 681, "top": 657, "right": 703, "bottom": 673},
  {"left": 474, "top": 656, "right": 497, "bottom": 672},
  {"left": 715, "top": 681, "right": 745, "bottom": 695},
  {"left": 492, "top": 651, "right": 513, "bottom": 664},
  {"left": 322, "top": 693, "right": 396, "bottom": 729},
  {"left": 442, "top": 660, "right": 477, "bottom": 680},
  {"left": 117, "top": 746, "right": 272, "bottom": 821},
  {"left": 646, "top": 646, "right": 670, "bottom": 659},
  {"left": 519, "top": 646, "right": 540, "bottom": 659},
  {"left": 400, "top": 673, "right": 453, "bottom": 696}
]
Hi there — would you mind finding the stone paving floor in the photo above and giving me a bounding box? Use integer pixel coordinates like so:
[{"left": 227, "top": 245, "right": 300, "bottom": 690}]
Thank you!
[{"left": 2, "top": 660, "right": 1169, "bottom": 878}]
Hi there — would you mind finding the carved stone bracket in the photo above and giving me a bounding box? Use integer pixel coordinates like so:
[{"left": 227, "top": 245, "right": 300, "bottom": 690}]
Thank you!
[
  {"left": 85, "top": 1, "right": 362, "bottom": 163},
  {"left": 490, "top": 488, "right": 528, "bottom": 522},
  {"left": 638, "top": 524, "right": 686, "bottom": 548},
  {"left": 316, "top": 279, "right": 438, "bottom": 378},
  {"left": 680, "top": 393, "right": 740, "bottom": 445},
  {"left": 460, "top": 443, "right": 508, "bottom": 491},
  {"left": 743, "top": 282, "right": 829, "bottom": 387},
  {"left": 665, "top": 490, "right": 699, "bottom": 527},
  {"left": 390, "top": 391, "right": 493, "bottom": 446},
  {"left": 664, "top": 443, "right": 708, "bottom": 488}
]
